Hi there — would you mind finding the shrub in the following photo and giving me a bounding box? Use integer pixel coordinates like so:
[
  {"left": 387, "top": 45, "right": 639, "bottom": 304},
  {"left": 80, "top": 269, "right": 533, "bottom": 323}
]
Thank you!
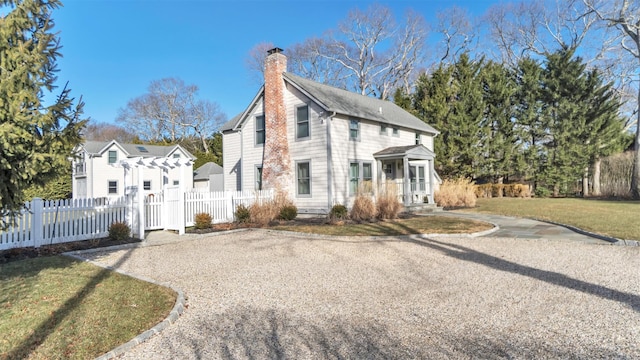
[
  {"left": 474, "top": 184, "right": 493, "bottom": 198},
  {"left": 491, "top": 184, "right": 504, "bottom": 198},
  {"left": 249, "top": 201, "right": 276, "bottom": 226},
  {"left": 350, "top": 195, "right": 376, "bottom": 222},
  {"left": 108, "top": 221, "right": 130, "bottom": 241},
  {"left": 279, "top": 205, "right": 298, "bottom": 221},
  {"left": 504, "top": 184, "right": 531, "bottom": 198},
  {"left": 194, "top": 212, "right": 212, "bottom": 229},
  {"left": 434, "top": 178, "right": 476, "bottom": 209},
  {"left": 329, "top": 204, "right": 348, "bottom": 222},
  {"left": 235, "top": 204, "right": 251, "bottom": 223},
  {"left": 376, "top": 183, "right": 401, "bottom": 220},
  {"left": 534, "top": 186, "right": 551, "bottom": 198}
]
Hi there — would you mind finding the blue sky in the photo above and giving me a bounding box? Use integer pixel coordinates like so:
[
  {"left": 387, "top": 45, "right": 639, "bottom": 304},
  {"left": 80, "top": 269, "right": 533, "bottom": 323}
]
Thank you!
[{"left": 48, "top": 0, "right": 497, "bottom": 126}]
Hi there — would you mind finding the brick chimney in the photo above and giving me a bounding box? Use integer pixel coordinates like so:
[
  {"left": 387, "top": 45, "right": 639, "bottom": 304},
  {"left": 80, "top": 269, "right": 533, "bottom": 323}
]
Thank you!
[{"left": 262, "top": 47, "right": 292, "bottom": 196}]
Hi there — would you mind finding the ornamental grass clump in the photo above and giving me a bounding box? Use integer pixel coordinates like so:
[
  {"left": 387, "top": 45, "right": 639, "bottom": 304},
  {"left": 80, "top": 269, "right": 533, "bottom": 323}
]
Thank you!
[
  {"left": 350, "top": 195, "right": 376, "bottom": 222},
  {"left": 376, "top": 182, "right": 401, "bottom": 220},
  {"left": 435, "top": 178, "right": 476, "bottom": 209}
]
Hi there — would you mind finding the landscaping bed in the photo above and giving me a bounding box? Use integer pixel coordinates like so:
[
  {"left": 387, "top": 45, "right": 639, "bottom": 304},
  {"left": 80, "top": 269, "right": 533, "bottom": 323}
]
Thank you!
[{"left": 0, "top": 237, "right": 141, "bottom": 264}]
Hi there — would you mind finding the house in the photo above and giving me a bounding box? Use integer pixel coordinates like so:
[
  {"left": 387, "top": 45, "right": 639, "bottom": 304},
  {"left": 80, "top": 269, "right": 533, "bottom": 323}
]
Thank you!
[
  {"left": 193, "top": 162, "right": 224, "bottom": 191},
  {"left": 71, "top": 140, "right": 195, "bottom": 199},
  {"left": 221, "top": 47, "right": 439, "bottom": 213}
]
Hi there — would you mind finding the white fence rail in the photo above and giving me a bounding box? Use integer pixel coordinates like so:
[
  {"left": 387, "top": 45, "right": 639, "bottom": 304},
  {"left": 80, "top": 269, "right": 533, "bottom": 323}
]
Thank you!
[
  {"left": 184, "top": 189, "right": 274, "bottom": 226},
  {"left": 1, "top": 197, "right": 128, "bottom": 251},
  {"left": 1, "top": 189, "right": 274, "bottom": 251}
]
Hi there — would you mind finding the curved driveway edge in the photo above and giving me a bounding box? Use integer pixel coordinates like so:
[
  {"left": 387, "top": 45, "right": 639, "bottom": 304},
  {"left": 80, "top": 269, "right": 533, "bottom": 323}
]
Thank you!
[
  {"left": 436, "top": 211, "right": 634, "bottom": 245},
  {"left": 63, "top": 252, "right": 186, "bottom": 360}
]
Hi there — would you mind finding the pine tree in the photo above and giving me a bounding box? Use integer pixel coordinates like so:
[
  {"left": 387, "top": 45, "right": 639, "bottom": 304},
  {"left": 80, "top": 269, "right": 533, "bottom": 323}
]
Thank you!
[
  {"left": 0, "top": 0, "right": 86, "bottom": 225},
  {"left": 539, "top": 48, "right": 624, "bottom": 196},
  {"left": 479, "top": 61, "right": 521, "bottom": 183},
  {"left": 513, "top": 57, "right": 547, "bottom": 192}
]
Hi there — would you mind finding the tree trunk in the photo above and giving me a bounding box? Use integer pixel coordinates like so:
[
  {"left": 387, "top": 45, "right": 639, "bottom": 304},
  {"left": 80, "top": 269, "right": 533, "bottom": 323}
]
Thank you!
[
  {"left": 632, "top": 75, "right": 640, "bottom": 199},
  {"left": 553, "top": 183, "right": 560, "bottom": 197},
  {"left": 592, "top": 157, "right": 601, "bottom": 196},
  {"left": 582, "top": 167, "right": 589, "bottom": 197}
]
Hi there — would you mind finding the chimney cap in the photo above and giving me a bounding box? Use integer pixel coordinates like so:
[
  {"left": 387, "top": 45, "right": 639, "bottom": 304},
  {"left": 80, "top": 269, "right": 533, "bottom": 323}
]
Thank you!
[{"left": 267, "top": 47, "right": 284, "bottom": 55}]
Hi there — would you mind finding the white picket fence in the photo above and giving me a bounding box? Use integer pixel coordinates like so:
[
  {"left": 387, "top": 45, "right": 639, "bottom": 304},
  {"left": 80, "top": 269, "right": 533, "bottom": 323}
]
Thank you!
[
  {"left": 0, "top": 189, "right": 274, "bottom": 251},
  {"left": 1, "top": 197, "right": 128, "bottom": 251}
]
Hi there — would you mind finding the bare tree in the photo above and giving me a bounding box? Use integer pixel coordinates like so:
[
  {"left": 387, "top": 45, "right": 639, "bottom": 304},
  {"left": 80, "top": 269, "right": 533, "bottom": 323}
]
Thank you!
[
  {"left": 244, "top": 4, "right": 427, "bottom": 100},
  {"left": 435, "top": 6, "right": 477, "bottom": 65},
  {"left": 484, "top": 0, "right": 600, "bottom": 67},
  {"left": 116, "top": 77, "right": 226, "bottom": 152},
  {"left": 583, "top": 0, "right": 640, "bottom": 198},
  {"left": 245, "top": 41, "right": 275, "bottom": 84},
  {"left": 83, "top": 121, "right": 136, "bottom": 143}
]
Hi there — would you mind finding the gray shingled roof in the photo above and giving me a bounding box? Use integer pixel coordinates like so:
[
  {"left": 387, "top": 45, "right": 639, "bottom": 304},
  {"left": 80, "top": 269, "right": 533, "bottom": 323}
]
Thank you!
[
  {"left": 193, "top": 162, "right": 223, "bottom": 181},
  {"left": 221, "top": 73, "right": 438, "bottom": 135},
  {"left": 81, "top": 140, "right": 195, "bottom": 159},
  {"left": 283, "top": 73, "right": 438, "bottom": 134}
]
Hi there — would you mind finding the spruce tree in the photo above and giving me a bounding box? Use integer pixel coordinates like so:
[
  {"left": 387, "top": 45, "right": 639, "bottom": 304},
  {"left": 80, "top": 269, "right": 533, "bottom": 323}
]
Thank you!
[
  {"left": 539, "top": 48, "right": 624, "bottom": 196},
  {"left": 0, "top": 0, "right": 86, "bottom": 225},
  {"left": 479, "top": 61, "right": 521, "bottom": 183}
]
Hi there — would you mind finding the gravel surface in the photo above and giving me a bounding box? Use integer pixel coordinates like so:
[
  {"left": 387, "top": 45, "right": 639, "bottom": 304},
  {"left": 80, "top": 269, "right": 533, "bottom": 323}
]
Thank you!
[{"left": 79, "top": 229, "right": 640, "bottom": 359}]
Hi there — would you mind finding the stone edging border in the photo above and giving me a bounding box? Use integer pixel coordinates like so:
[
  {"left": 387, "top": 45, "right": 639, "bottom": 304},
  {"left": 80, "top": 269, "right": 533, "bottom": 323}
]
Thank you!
[
  {"left": 534, "top": 219, "right": 640, "bottom": 246},
  {"left": 63, "top": 252, "right": 186, "bottom": 360}
]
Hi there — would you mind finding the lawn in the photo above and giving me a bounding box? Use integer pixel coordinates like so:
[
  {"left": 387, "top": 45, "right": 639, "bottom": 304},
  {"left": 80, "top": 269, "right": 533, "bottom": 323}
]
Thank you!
[
  {"left": 463, "top": 197, "right": 640, "bottom": 240},
  {"left": 270, "top": 215, "right": 493, "bottom": 236},
  {"left": 0, "top": 255, "right": 176, "bottom": 360}
]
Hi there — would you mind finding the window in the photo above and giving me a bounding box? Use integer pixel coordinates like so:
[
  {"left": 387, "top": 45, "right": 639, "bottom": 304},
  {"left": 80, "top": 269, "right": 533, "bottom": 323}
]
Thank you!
[
  {"left": 108, "top": 150, "right": 117, "bottom": 164},
  {"left": 108, "top": 180, "right": 118, "bottom": 194},
  {"left": 349, "top": 119, "right": 359, "bottom": 141},
  {"left": 173, "top": 180, "right": 179, "bottom": 186},
  {"left": 255, "top": 166, "right": 263, "bottom": 190},
  {"left": 349, "top": 162, "right": 359, "bottom": 195},
  {"left": 143, "top": 180, "right": 151, "bottom": 191},
  {"left": 350, "top": 161, "right": 373, "bottom": 195},
  {"left": 255, "top": 115, "right": 265, "bottom": 145},
  {"left": 296, "top": 161, "right": 311, "bottom": 196},
  {"left": 136, "top": 146, "right": 148, "bottom": 153},
  {"left": 415, "top": 132, "right": 422, "bottom": 145},
  {"left": 392, "top": 127, "right": 399, "bottom": 136},
  {"left": 380, "top": 123, "right": 388, "bottom": 135},
  {"left": 296, "top": 105, "right": 309, "bottom": 139},
  {"left": 173, "top": 153, "right": 181, "bottom": 159}
]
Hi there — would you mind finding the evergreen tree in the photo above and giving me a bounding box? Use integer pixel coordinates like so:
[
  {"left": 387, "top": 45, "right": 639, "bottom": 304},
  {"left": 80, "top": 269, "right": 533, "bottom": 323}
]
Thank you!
[
  {"left": 446, "top": 54, "right": 486, "bottom": 178},
  {"left": 540, "top": 49, "right": 624, "bottom": 196},
  {"left": 0, "top": 0, "right": 86, "bottom": 225},
  {"left": 479, "top": 61, "right": 521, "bottom": 183},
  {"left": 513, "top": 57, "right": 547, "bottom": 191}
]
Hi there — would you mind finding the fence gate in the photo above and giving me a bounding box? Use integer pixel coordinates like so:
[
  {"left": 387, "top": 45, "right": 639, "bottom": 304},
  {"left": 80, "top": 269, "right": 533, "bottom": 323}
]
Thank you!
[{"left": 163, "top": 186, "right": 183, "bottom": 232}]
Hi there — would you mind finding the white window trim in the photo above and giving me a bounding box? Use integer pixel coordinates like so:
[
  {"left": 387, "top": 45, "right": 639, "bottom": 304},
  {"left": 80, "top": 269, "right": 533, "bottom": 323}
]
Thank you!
[
  {"left": 392, "top": 127, "right": 399, "bottom": 137},
  {"left": 295, "top": 104, "right": 310, "bottom": 140},
  {"left": 108, "top": 150, "right": 117, "bottom": 164},
  {"left": 107, "top": 180, "right": 118, "bottom": 194},
  {"left": 255, "top": 114, "right": 265, "bottom": 146},
  {"left": 380, "top": 123, "right": 388, "bottom": 135},
  {"left": 349, "top": 160, "right": 373, "bottom": 195},
  {"left": 296, "top": 160, "right": 312, "bottom": 197},
  {"left": 255, "top": 165, "right": 263, "bottom": 191},
  {"left": 349, "top": 118, "right": 360, "bottom": 141}
]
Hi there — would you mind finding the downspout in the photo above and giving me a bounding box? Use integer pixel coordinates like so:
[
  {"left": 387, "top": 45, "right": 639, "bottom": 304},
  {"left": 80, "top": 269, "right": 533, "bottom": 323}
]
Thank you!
[
  {"left": 239, "top": 129, "right": 243, "bottom": 191},
  {"left": 326, "top": 111, "right": 336, "bottom": 212}
]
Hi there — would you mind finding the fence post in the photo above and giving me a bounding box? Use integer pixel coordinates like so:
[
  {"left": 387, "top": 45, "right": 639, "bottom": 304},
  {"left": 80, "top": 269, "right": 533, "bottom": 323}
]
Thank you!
[
  {"left": 226, "top": 191, "right": 234, "bottom": 222},
  {"left": 32, "top": 198, "right": 43, "bottom": 248}
]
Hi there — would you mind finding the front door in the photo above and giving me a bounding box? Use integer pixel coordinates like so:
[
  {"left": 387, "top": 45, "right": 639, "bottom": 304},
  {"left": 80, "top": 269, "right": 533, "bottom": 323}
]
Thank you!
[{"left": 409, "top": 165, "right": 427, "bottom": 203}]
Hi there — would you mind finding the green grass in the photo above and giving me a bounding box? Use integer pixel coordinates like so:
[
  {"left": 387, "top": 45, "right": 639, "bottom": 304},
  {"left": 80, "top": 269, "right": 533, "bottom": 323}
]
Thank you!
[
  {"left": 464, "top": 198, "right": 640, "bottom": 240},
  {"left": 270, "top": 215, "right": 493, "bottom": 236},
  {"left": 0, "top": 255, "right": 176, "bottom": 360}
]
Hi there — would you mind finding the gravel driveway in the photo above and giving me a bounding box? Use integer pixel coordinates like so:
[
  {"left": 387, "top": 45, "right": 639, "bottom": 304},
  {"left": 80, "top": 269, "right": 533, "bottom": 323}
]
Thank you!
[{"left": 79, "top": 229, "right": 640, "bottom": 359}]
